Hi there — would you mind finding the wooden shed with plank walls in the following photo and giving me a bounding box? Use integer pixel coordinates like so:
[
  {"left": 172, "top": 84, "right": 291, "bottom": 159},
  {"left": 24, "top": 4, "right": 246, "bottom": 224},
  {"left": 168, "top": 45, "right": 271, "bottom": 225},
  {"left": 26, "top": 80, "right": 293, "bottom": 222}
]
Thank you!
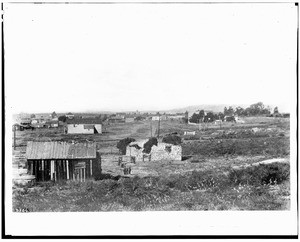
[{"left": 26, "top": 141, "right": 100, "bottom": 182}]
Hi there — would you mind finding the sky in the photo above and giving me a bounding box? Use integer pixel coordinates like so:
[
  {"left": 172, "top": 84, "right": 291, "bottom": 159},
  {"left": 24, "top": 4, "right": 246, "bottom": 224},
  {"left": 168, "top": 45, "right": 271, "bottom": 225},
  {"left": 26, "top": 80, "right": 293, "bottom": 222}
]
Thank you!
[{"left": 4, "top": 3, "right": 297, "bottom": 113}]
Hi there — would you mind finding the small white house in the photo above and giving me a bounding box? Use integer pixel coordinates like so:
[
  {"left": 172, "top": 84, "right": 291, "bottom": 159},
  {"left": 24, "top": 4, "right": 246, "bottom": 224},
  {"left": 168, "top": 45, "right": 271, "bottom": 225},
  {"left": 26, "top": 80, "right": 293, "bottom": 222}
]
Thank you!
[
  {"left": 184, "top": 131, "right": 196, "bottom": 136},
  {"left": 235, "top": 117, "right": 245, "bottom": 123},
  {"left": 125, "top": 117, "right": 135, "bottom": 123},
  {"left": 66, "top": 112, "right": 75, "bottom": 119},
  {"left": 152, "top": 116, "right": 160, "bottom": 121},
  {"left": 66, "top": 118, "right": 102, "bottom": 134},
  {"left": 214, "top": 120, "right": 223, "bottom": 125}
]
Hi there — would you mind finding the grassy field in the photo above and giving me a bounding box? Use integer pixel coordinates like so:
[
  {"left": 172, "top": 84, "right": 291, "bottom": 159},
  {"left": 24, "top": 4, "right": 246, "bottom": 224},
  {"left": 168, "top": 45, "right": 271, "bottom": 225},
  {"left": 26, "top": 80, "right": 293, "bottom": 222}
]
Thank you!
[{"left": 12, "top": 116, "right": 290, "bottom": 211}]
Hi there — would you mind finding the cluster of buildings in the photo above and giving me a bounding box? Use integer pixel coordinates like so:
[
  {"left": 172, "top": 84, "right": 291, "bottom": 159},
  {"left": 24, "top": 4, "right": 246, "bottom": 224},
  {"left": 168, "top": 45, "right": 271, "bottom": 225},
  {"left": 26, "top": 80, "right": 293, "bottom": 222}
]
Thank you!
[
  {"left": 14, "top": 112, "right": 60, "bottom": 131},
  {"left": 104, "top": 112, "right": 188, "bottom": 124},
  {"left": 14, "top": 111, "right": 189, "bottom": 131},
  {"left": 16, "top": 110, "right": 188, "bottom": 184}
]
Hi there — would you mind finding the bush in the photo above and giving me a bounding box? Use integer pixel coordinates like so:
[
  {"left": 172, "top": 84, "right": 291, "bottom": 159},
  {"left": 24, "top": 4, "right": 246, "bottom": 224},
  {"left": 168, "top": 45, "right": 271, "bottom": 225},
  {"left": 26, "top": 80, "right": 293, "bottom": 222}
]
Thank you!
[
  {"left": 162, "top": 135, "right": 182, "bottom": 145},
  {"left": 228, "top": 162, "right": 290, "bottom": 186},
  {"left": 58, "top": 116, "right": 67, "bottom": 122},
  {"left": 143, "top": 137, "right": 158, "bottom": 154},
  {"left": 117, "top": 137, "right": 136, "bottom": 155}
]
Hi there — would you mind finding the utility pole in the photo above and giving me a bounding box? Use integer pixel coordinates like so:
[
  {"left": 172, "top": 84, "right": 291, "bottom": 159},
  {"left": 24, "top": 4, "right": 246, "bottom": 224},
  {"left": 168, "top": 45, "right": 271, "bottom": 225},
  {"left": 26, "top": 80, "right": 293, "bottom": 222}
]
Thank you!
[
  {"left": 13, "top": 125, "right": 16, "bottom": 150},
  {"left": 150, "top": 119, "right": 152, "bottom": 137},
  {"left": 157, "top": 115, "right": 161, "bottom": 139}
]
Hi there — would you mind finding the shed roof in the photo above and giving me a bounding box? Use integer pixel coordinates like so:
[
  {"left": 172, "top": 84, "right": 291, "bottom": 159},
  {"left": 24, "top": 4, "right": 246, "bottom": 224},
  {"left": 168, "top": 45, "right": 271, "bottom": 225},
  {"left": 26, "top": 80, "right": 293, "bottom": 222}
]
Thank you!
[
  {"left": 26, "top": 141, "right": 96, "bottom": 160},
  {"left": 66, "top": 118, "right": 102, "bottom": 124}
]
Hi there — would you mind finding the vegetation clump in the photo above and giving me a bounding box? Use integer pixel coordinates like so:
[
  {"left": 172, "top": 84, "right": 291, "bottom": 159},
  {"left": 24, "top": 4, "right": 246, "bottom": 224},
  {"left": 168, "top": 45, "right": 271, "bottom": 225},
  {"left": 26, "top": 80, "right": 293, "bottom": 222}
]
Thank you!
[
  {"left": 13, "top": 162, "right": 290, "bottom": 212},
  {"left": 143, "top": 137, "right": 158, "bottom": 154},
  {"left": 117, "top": 137, "right": 136, "bottom": 155},
  {"left": 228, "top": 162, "right": 290, "bottom": 186}
]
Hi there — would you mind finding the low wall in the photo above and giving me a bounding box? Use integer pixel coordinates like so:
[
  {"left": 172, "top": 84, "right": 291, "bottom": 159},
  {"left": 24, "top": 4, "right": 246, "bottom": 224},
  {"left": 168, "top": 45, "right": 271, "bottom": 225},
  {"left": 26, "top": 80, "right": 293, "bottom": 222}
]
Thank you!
[{"left": 126, "top": 142, "right": 182, "bottom": 162}]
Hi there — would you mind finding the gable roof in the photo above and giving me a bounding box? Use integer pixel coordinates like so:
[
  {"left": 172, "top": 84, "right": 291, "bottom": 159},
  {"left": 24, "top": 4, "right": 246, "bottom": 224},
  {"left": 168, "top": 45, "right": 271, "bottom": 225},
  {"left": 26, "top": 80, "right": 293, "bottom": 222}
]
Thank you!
[
  {"left": 66, "top": 118, "right": 102, "bottom": 124},
  {"left": 26, "top": 141, "right": 96, "bottom": 160}
]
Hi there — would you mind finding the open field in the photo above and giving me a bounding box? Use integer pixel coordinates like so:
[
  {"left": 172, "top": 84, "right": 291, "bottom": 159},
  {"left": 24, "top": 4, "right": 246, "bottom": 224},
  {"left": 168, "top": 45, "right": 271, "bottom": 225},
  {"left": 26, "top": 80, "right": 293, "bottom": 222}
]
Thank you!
[{"left": 12, "top": 116, "right": 290, "bottom": 211}]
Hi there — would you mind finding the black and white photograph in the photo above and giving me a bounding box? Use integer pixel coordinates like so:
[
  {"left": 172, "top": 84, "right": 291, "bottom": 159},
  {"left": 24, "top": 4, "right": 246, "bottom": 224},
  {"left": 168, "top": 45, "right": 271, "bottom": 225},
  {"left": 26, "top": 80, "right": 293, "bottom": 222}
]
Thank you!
[{"left": 3, "top": 1, "right": 298, "bottom": 237}]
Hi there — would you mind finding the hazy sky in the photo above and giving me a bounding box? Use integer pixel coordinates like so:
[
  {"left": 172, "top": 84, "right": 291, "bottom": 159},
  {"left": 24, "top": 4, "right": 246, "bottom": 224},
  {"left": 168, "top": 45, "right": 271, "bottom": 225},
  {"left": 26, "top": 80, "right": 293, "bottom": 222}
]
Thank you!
[{"left": 4, "top": 3, "right": 297, "bottom": 113}]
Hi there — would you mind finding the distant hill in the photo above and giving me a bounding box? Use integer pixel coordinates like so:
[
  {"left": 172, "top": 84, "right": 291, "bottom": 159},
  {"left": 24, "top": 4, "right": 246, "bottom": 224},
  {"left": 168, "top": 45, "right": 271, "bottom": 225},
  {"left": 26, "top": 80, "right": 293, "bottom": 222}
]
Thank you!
[
  {"left": 163, "top": 103, "right": 291, "bottom": 116},
  {"left": 163, "top": 104, "right": 247, "bottom": 116}
]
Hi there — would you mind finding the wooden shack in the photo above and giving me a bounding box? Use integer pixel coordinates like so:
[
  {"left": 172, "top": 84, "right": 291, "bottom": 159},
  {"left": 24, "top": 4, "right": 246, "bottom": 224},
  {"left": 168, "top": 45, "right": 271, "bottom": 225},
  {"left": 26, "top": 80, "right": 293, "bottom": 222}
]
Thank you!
[{"left": 26, "top": 141, "right": 100, "bottom": 182}]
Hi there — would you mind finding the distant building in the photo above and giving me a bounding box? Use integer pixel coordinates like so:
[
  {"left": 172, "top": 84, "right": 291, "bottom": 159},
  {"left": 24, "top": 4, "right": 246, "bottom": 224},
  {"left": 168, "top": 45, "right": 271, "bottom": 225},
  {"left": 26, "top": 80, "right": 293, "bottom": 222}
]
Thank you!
[
  {"left": 184, "top": 131, "right": 196, "bottom": 136},
  {"left": 66, "top": 112, "right": 75, "bottom": 119},
  {"left": 108, "top": 116, "right": 125, "bottom": 123},
  {"left": 20, "top": 118, "right": 31, "bottom": 126},
  {"left": 31, "top": 123, "right": 45, "bottom": 128},
  {"left": 152, "top": 116, "right": 160, "bottom": 121},
  {"left": 45, "top": 120, "right": 59, "bottom": 128},
  {"left": 169, "top": 115, "right": 185, "bottom": 119},
  {"left": 214, "top": 120, "right": 223, "bottom": 125},
  {"left": 12, "top": 123, "right": 21, "bottom": 131},
  {"left": 125, "top": 117, "right": 135, "bottom": 123},
  {"left": 116, "top": 112, "right": 126, "bottom": 116},
  {"left": 160, "top": 115, "right": 168, "bottom": 121},
  {"left": 66, "top": 118, "right": 102, "bottom": 134},
  {"left": 25, "top": 141, "right": 99, "bottom": 182},
  {"left": 235, "top": 117, "right": 245, "bottom": 123},
  {"left": 31, "top": 118, "right": 46, "bottom": 128}
]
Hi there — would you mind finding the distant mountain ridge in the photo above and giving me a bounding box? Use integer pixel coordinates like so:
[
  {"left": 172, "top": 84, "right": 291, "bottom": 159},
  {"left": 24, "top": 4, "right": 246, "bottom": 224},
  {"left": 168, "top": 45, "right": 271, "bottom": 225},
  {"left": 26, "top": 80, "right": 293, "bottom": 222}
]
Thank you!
[
  {"left": 162, "top": 104, "right": 247, "bottom": 115},
  {"left": 162, "top": 103, "right": 290, "bottom": 115}
]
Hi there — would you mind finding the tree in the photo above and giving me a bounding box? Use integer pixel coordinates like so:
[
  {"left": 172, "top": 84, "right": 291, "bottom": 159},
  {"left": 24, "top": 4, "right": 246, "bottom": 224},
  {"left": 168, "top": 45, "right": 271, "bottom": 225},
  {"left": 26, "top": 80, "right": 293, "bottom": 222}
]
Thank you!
[
  {"left": 224, "top": 106, "right": 234, "bottom": 116},
  {"left": 249, "top": 102, "right": 265, "bottom": 115},
  {"left": 143, "top": 137, "right": 158, "bottom": 154},
  {"left": 224, "top": 107, "right": 228, "bottom": 116},
  {"left": 101, "top": 114, "right": 108, "bottom": 122},
  {"left": 199, "top": 110, "right": 205, "bottom": 120},
  {"left": 30, "top": 114, "right": 36, "bottom": 118},
  {"left": 51, "top": 111, "right": 57, "bottom": 118},
  {"left": 217, "top": 112, "right": 225, "bottom": 120},
  {"left": 189, "top": 113, "right": 200, "bottom": 123},
  {"left": 58, "top": 115, "right": 67, "bottom": 122},
  {"left": 135, "top": 116, "right": 143, "bottom": 121},
  {"left": 204, "top": 112, "right": 215, "bottom": 122},
  {"left": 273, "top": 106, "right": 279, "bottom": 114},
  {"left": 117, "top": 137, "right": 136, "bottom": 155},
  {"left": 235, "top": 106, "right": 245, "bottom": 116}
]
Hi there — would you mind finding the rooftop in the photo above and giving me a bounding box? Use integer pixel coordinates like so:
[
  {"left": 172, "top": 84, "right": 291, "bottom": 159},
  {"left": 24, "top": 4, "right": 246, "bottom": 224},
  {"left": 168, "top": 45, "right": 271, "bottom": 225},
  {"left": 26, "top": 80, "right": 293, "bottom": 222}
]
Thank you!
[
  {"left": 66, "top": 118, "right": 102, "bottom": 124},
  {"left": 26, "top": 141, "right": 97, "bottom": 160}
]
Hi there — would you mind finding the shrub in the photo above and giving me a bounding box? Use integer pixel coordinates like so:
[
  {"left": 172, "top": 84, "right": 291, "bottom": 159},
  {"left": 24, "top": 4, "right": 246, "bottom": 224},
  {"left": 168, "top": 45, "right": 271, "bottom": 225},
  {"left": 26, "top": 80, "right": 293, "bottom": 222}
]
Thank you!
[
  {"left": 228, "top": 162, "right": 290, "bottom": 186},
  {"left": 58, "top": 115, "right": 67, "bottom": 122},
  {"left": 117, "top": 137, "right": 136, "bottom": 155},
  {"left": 143, "top": 137, "right": 158, "bottom": 154}
]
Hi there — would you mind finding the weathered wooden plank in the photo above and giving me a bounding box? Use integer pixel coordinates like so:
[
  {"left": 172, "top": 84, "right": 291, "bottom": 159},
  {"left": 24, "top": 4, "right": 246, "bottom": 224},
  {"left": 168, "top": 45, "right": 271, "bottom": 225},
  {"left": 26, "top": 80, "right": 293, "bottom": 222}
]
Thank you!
[{"left": 66, "top": 160, "right": 69, "bottom": 180}]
